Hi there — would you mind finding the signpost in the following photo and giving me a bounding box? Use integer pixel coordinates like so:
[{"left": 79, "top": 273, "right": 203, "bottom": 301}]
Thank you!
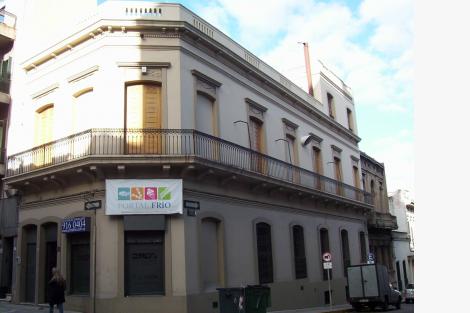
[
  {"left": 367, "top": 253, "right": 375, "bottom": 264},
  {"left": 322, "top": 252, "right": 333, "bottom": 310},
  {"left": 84, "top": 200, "right": 102, "bottom": 210},
  {"left": 184, "top": 200, "right": 200, "bottom": 217}
]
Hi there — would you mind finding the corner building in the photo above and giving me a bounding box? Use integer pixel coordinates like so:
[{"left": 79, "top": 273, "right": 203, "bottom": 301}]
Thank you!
[{"left": 5, "top": 2, "right": 374, "bottom": 312}]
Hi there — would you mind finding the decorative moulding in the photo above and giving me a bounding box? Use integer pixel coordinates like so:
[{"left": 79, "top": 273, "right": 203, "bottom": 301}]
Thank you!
[
  {"left": 191, "top": 69, "right": 222, "bottom": 87},
  {"left": 245, "top": 98, "right": 267, "bottom": 113},
  {"left": 67, "top": 65, "right": 99, "bottom": 83},
  {"left": 117, "top": 62, "right": 171, "bottom": 68},
  {"left": 31, "top": 83, "right": 59, "bottom": 100},
  {"left": 281, "top": 117, "right": 299, "bottom": 129},
  {"left": 331, "top": 144, "right": 342, "bottom": 153}
]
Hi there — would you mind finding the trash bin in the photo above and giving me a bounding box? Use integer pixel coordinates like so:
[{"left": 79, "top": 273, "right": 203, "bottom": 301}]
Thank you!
[
  {"left": 244, "top": 285, "right": 270, "bottom": 313},
  {"left": 217, "top": 287, "right": 245, "bottom": 313},
  {"left": 217, "top": 285, "right": 270, "bottom": 313}
]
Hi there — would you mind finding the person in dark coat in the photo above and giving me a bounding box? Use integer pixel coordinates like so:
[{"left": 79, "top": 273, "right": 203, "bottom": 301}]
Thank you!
[{"left": 47, "top": 267, "right": 66, "bottom": 313}]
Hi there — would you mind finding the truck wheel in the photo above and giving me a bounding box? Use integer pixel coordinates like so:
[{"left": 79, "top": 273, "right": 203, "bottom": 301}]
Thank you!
[
  {"left": 381, "top": 297, "right": 389, "bottom": 311},
  {"left": 395, "top": 297, "right": 401, "bottom": 309},
  {"left": 352, "top": 304, "right": 362, "bottom": 311}
]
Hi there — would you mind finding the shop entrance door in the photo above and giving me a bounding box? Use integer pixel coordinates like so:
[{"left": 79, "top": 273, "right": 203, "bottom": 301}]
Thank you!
[
  {"left": 25, "top": 243, "right": 36, "bottom": 303},
  {"left": 44, "top": 241, "right": 57, "bottom": 301}
]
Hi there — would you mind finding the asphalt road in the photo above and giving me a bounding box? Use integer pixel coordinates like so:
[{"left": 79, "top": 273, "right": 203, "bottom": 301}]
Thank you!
[{"left": 351, "top": 302, "right": 414, "bottom": 313}]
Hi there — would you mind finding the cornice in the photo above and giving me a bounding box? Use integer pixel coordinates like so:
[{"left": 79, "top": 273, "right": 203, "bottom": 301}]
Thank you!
[{"left": 22, "top": 18, "right": 361, "bottom": 145}]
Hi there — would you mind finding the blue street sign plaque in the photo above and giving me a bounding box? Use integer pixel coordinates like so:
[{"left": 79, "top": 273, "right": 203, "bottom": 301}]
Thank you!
[{"left": 61, "top": 217, "right": 91, "bottom": 233}]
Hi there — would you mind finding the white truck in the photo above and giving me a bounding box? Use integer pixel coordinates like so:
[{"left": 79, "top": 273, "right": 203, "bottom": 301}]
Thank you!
[{"left": 347, "top": 264, "right": 401, "bottom": 311}]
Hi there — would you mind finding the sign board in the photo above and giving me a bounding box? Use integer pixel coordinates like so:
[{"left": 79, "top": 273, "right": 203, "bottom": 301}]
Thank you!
[
  {"left": 322, "top": 252, "right": 332, "bottom": 262},
  {"left": 84, "top": 200, "right": 102, "bottom": 210},
  {"left": 367, "top": 253, "right": 375, "bottom": 264},
  {"left": 323, "top": 261, "right": 333, "bottom": 269},
  {"left": 61, "top": 217, "right": 91, "bottom": 233},
  {"left": 105, "top": 179, "right": 183, "bottom": 215},
  {"left": 184, "top": 200, "right": 200, "bottom": 210}
]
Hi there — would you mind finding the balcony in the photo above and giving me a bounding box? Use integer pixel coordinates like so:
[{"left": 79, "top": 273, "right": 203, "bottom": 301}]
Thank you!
[
  {"left": 0, "top": 9, "right": 15, "bottom": 47},
  {"left": 5, "top": 129, "right": 372, "bottom": 207},
  {"left": 368, "top": 212, "right": 398, "bottom": 230}
]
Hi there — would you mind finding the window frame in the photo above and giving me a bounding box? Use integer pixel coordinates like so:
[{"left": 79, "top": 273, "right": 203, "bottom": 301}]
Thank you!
[{"left": 255, "top": 222, "right": 274, "bottom": 284}]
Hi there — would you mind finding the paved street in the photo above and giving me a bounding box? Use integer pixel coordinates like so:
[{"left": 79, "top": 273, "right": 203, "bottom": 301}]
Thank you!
[{"left": 351, "top": 303, "right": 414, "bottom": 313}]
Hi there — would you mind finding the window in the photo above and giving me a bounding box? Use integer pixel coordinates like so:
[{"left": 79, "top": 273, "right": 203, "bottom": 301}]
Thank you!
[
  {"left": 249, "top": 117, "right": 263, "bottom": 153},
  {"left": 313, "top": 147, "right": 322, "bottom": 174},
  {"left": 379, "top": 182, "right": 384, "bottom": 209},
  {"left": 370, "top": 180, "right": 376, "bottom": 207},
  {"left": 72, "top": 88, "right": 93, "bottom": 133},
  {"left": 292, "top": 225, "right": 307, "bottom": 279},
  {"left": 402, "top": 260, "right": 409, "bottom": 287},
  {"left": 256, "top": 223, "right": 273, "bottom": 284},
  {"left": 341, "top": 230, "right": 350, "bottom": 277},
  {"left": 327, "top": 93, "right": 335, "bottom": 119},
  {"left": 396, "top": 261, "right": 402, "bottom": 290},
  {"left": 347, "top": 108, "right": 354, "bottom": 131},
  {"left": 313, "top": 147, "right": 323, "bottom": 189},
  {"left": 125, "top": 231, "right": 164, "bottom": 295},
  {"left": 35, "top": 104, "right": 54, "bottom": 146},
  {"left": 359, "top": 231, "right": 367, "bottom": 263},
  {"left": 286, "top": 134, "right": 295, "bottom": 164},
  {"left": 126, "top": 83, "right": 162, "bottom": 153},
  {"left": 201, "top": 218, "right": 223, "bottom": 291},
  {"left": 69, "top": 232, "right": 90, "bottom": 295},
  {"left": 249, "top": 117, "right": 264, "bottom": 173},
  {"left": 320, "top": 228, "right": 331, "bottom": 280},
  {"left": 195, "top": 92, "right": 215, "bottom": 136},
  {"left": 353, "top": 166, "right": 360, "bottom": 188},
  {"left": 334, "top": 157, "right": 343, "bottom": 195}
]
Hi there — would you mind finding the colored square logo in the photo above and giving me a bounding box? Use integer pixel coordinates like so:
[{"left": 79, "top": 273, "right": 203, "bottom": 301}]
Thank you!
[
  {"left": 158, "top": 187, "right": 171, "bottom": 200},
  {"left": 145, "top": 187, "right": 157, "bottom": 200},
  {"left": 131, "top": 187, "right": 144, "bottom": 200},
  {"left": 118, "top": 187, "right": 130, "bottom": 200}
]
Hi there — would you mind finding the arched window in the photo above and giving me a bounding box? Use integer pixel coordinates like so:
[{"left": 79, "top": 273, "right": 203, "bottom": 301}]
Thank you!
[
  {"left": 35, "top": 104, "right": 54, "bottom": 145},
  {"left": 341, "top": 230, "right": 350, "bottom": 277},
  {"left": 200, "top": 217, "right": 224, "bottom": 290},
  {"left": 256, "top": 222, "right": 273, "bottom": 284},
  {"left": 320, "top": 228, "right": 331, "bottom": 280},
  {"left": 72, "top": 88, "right": 93, "bottom": 133},
  {"left": 292, "top": 225, "right": 307, "bottom": 279}
]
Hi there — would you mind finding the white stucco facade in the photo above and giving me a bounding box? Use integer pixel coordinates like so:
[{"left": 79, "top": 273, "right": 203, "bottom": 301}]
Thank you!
[{"left": 389, "top": 189, "right": 414, "bottom": 290}]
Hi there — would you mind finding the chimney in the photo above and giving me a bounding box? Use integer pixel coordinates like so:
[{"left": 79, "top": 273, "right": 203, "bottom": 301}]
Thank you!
[{"left": 302, "top": 42, "right": 314, "bottom": 96}]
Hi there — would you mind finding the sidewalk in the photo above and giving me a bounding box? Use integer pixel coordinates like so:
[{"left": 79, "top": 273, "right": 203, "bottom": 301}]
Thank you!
[
  {"left": 1, "top": 300, "right": 352, "bottom": 313},
  {"left": 0, "top": 301, "right": 82, "bottom": 313},
  {"left": 270, "top": 304, "right": 353, "bottom": 313}
]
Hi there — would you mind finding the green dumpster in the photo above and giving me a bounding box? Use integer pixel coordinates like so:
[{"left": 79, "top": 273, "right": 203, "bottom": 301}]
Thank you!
[{"left": 217, "top": 285, "right": 270, "bottom": 313}]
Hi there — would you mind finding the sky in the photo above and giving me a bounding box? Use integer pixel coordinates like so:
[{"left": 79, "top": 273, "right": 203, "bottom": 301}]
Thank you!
[{"left": 98, "top": 0, "right": 414, "bottom": 195}]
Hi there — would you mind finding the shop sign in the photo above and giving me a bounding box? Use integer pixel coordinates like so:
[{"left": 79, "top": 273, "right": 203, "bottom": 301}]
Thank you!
[
  {"left": 61, "top": 217, "right": 90, "bottom": 233},
  {"left": 105, "top": 179, "right": 183, "bottom": 215}
]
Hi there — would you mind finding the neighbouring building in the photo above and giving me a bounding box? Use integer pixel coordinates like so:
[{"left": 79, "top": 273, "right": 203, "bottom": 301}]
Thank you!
[
  {"left": 389, "top": 189, "right": 414, "bottom": 291},
  {"left": 360, "top": 152, "right": 398, "bottom": 284},
  {"left": 0, "top": 3, "right": 17, "bottom": 300},
  {"left": 3, "top": 1, "right": 376, "bottom": 312}
]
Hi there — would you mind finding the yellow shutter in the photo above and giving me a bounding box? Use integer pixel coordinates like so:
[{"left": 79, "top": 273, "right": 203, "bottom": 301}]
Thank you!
[
  {"left": 34, "top": 105, "right": 54, "bottom": 167},
  {"left": 143, "top": 84, "right": 161, "bottom": 129},
  {"left": 126, "top": 84, "right": 162, "bottom": 154}
]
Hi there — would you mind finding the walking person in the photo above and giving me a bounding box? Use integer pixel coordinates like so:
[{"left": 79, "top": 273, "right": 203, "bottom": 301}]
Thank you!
[{"left": 47, "top": 267, "right": 66, "bottom": 313}]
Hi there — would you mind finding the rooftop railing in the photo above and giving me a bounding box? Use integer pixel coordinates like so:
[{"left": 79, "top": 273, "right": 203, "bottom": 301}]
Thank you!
[{"left": 7, "top": 128, "right": 372, "bottom": 205}]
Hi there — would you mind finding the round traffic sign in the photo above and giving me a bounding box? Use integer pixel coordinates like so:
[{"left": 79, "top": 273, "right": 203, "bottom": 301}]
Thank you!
[{"left": 322, "top": 252, "right": 332, "bottom": 262}]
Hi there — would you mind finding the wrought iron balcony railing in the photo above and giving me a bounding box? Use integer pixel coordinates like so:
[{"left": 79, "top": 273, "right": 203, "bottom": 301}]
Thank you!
[{"left": 6, "top": 128, "right": 372, "bottom": 205}]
